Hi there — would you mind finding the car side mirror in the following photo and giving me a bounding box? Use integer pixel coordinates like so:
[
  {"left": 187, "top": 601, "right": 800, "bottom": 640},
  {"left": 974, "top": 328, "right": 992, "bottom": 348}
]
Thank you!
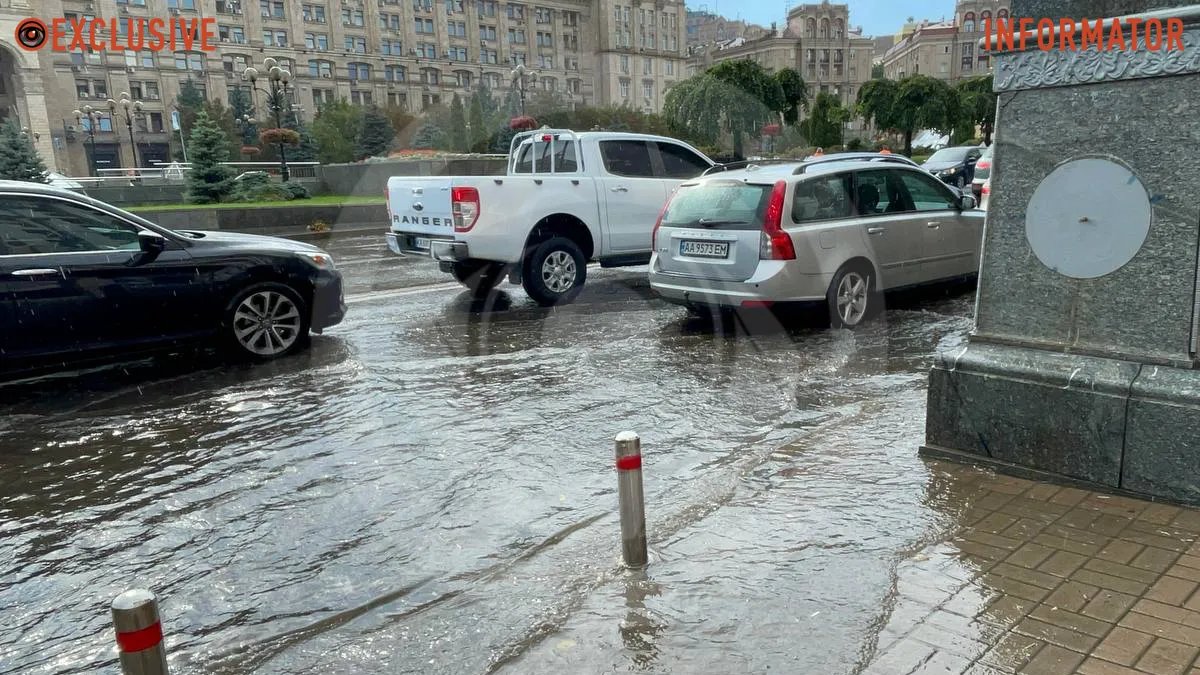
[
  {"left": 138, "top": 230, "right": 166, "bottom": 254},
  {"left": 958, "top": 194, "right": 978, "bottom": 211}
]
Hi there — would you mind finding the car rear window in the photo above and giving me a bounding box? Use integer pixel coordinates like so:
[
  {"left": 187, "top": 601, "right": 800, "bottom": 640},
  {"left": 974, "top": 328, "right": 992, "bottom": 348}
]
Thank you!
[{"left": 662, "top": 181, "right": 772, "bottom": 230}]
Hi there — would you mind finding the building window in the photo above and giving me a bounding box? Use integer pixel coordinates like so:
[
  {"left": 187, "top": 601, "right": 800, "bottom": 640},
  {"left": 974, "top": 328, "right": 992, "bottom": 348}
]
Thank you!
[
  {"left": 379, "top": 13, "right": 402, "bottom": 30},
  {"left": 537, "top": 54, "right": 553, "bottom": 69},
  {"left": 312, "top": 88, "right": 334, "bottom": 104},
  {"left": 536, "top": 31, "right": 553, "bottom": 47},
  {"left": 455, "top": 70, "right": 472, "bottom": 87},
  {"left": 350, "top": 90, "right": 372, "bottom": 105},
  {"left": 422, "top": 93, "right": 440, "bottom": 109},
  {"left": 222, "top": 54, "right": 249, "bottom": 72},
  {"left": 341, "top": 8, "right": 364, "bottom": 25},
  {"left": 568, "top": 78, "right": 580, "bottom": 93},
  {"left": 508, "top": 28, "right": 526, "bottom": 43},
  {"left": 81, "top": 115, "right": 115, "bottom": 132},
  {"left": 148, "top": 112, "right": 164, "bottom": 133},
  {"left": 476, "top": 0, "right": 496, "bottom": 16},
  {"left": 415, "top": 18, "right": 434, "bottom": 33},
  {"left": 167, "top": 0, "right": 197, "bottom": 9},
  {"left": 308, "top": 59, "right": 333, "bottom": 78},
  {"left": 344, "top": 37, "right": 366, "bottom": 52},
  {"left": 510, "top": 51, "right": 526, "bottom": 65},
  {"left": 643, "top": 58, "right": 652, "bottom": 75},
  {"left": 445, "top": 0, "right": 464, "bottom": 13},
  {"left": 480, "top": 25, "right": 496, "bottom": 41},
  {"left": 387, "top": 92, "right": 408, "bottom": 108},
  {"left": 449, "top": 21, "right": 467, "bottom": 37},
  {"left": 218, "top": 25, "right": 246, "bottom": 43},
  {"left": 619, "top": 79, "right": 629, "bottom": 98},
  {"left": 565, "top": 56, "right": 578, "bottom": 71},
  {"left": 563, "top": 11, "right": 577, "bottom": 27},
  {"left": 305, "top": 33, "right": 328, "bottom": 50},
  {"left": 421, "top": 68, "right": 440, "bottom": 84},
  {"left": 446, "top": 47, "right": 466, "bottom": 61},
  {"left": 381, "top": 39, "right": 404, "bottom": 55},
  {"left": 417, "top": 42, "right": 437, "bottom": 58},
  {"left": 259, "top": 0, "right": 284, "bottom": 18},
  {"left": 386, "top": 64, "right": 406, "bottom": 81},
  {"left": 347, "top": 62, "right": 370, "bottom": 80},
  {"left": 484, "top": 73, "right": 501, "bottom": 88},
  {"left": 302, "top": 4, "right": 326, "bottom": 22},
  {"left": 666, "top": 60, "right": 674, "bottom": 75},
  {"left": 262, "top": 29, "right": 287, "bottom": 46},
  {"left": 535, "top": 7, "right": 551, "bottom": 23},
  {"left": 540, "top": 76, "right": 555, "bottom": 91},
  {"left": 619, "top": 55, "right": 629, "bottom": 74},
  {"left": 413, "top": 0, "right": 432, "bottom": 11},
  {"left": 75, "top": 79, "right": 90, "bottom": 98},
  {"left": 175, "top": 52, "right": 204, "bottom": 70},
  {"left": 507, "top": 3, "right": 524, "bottom": 20},
  {"left": 642, "top": 81, "right": 653, "bottom": 99},
  {"left": 480, "top": 48, "right": 498, "bottom": 64},
  {"left": 562, "top": 34, "right": 577, "bottom": 51}
]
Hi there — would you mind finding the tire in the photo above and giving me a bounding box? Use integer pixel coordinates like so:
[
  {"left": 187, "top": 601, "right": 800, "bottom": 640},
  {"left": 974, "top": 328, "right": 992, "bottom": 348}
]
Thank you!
[
  {"left": 225, "top": 282, "right": 310, "bottom": 360},
  {"left": 955, "top": 175, "right": 966, "bottom": 189},
  {"left": 521, "top": 236, "right": 587, "bottom": 306},
  {"left": 827, "top": 263, "right": 877, "bottom": 329},
  {"left": 451, "top": 260, "right": 506, "bottom": 296}
]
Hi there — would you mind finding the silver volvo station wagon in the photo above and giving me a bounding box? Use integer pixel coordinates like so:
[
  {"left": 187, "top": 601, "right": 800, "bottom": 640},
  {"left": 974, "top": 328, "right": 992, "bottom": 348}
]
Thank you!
[{"left": 648, "top": 154, "right": 985, "bottom": 328}]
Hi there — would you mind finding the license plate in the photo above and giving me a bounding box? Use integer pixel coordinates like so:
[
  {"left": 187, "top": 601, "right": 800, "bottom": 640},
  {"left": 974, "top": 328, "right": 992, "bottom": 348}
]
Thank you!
[
  {"left": 680, "top": 240, "right": 729, "bottom": 258},
  {"left": 387, "top": 234, "right": 402, "bottom": 254},
  {"left": 414, "top": 237, "right": 431, "bottom": 250}
]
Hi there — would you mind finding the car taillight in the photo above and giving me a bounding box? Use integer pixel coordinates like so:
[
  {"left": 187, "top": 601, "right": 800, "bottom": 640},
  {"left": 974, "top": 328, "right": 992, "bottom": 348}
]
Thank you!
[
  {"left": 976, "top": 158, "right": 991, "bottom": 171},
  {"left": 451, "top": 186, "right": 480, "bottom": 232},
  {"left": 759, "top": 179, "right": 795, "bottom": 261},
  {"left": 982, "top": 182, "right": 991, "bottom": 195},
  {"left": 651, "top": 192, "right": 673, "bottom": 249}
]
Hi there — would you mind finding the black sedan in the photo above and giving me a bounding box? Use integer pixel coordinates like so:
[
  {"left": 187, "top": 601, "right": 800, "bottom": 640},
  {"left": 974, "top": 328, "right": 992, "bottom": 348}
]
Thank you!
[
  {"left": 0, "top": 181, "right": 345, "bottom": 377},
  {"left": 921, "top": 146, "right": 984, "bottom": 189}
]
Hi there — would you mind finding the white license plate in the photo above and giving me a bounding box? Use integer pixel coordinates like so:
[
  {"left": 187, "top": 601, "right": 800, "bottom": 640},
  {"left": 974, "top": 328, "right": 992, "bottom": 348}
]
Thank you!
[
  {"left": 680, "top": 240, "right": 729, "bottom": 259},
  {"left": 414, "top": 237, "right": 431, "bottom": 250}
]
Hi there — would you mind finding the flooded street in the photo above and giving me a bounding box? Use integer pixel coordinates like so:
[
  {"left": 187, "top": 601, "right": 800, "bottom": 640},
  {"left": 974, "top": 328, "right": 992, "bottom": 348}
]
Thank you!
[{"left": 0, "top": 231, "right": 979, "bottom": 674}]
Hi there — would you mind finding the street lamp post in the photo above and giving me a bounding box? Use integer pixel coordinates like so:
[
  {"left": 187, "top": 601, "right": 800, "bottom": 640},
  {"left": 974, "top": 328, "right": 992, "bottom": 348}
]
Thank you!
[
  {"left": 72, "top": 105, "right": 102, "bottom": 177},
  {"left": 108, "top": 92, "right": 145, "bottom": 172},
  {"left": 234, "top": 113, "right": 256, "bottom": 158},
  {"left": 243, "top": 57, "right": 293, "bottom": 181},
  {"left": 509, "top": 63, "right": 538, "bottom": 116}
]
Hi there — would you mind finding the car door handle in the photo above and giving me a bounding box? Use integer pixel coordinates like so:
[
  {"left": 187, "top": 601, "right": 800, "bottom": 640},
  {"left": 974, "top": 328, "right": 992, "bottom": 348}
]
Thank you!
[
  {"left": 10, "top": 268, "right": 59, "bottom": 277},
  {"left": 867, "top": 227, "right": 886, "bottom": 235},
  {"left": 926, "top": 221, "right": 941, "bottom": 229},
  {"left": 610, "top": 186, "right": 628, "bottom": 193}
]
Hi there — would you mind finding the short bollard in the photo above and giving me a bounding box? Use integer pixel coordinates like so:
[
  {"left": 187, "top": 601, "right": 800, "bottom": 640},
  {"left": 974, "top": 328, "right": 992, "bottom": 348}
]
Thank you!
[
  {"left": 615, "top": 431, "right": 648, "bottom": 568},
  {"left": 111, "top": 589, "right": 169, "bottom": 675}
]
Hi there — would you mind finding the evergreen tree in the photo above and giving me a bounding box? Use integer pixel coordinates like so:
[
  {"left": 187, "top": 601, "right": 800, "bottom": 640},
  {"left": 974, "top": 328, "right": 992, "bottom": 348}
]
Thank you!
[
  {"left": 356, "top": 105, "right": 395, "bottom": 159},
  {"left": 228, "top": 87, "right": 258, "bottom": 146},
  {"left": 186, "top": 110, "right": 235, "bottom": 204},
  {"left": 175, "top": 79, "right": 206, "bottom": 138},
  {"left": 411, "top": 121, "right": 446, "bottom": 149},
  {"left": 447, "top": 94, "right": 467, "bottom": 152},
  {"left": 467, "top": 89, "right": 487, "bottom": 152},
  {"left": 292, "top": 122, "right": 318, "bottom": 162},
  {"left": 311, "top": 100, "right": 362, "bottom": 164},
  {"left": 0, "top": 119, "right": 48, "bottom": 183}
]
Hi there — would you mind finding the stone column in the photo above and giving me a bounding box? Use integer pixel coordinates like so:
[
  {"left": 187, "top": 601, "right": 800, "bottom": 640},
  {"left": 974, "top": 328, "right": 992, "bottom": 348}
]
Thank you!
[{"left": 923, "top": 1, "right": 1200, "bottom": 503}]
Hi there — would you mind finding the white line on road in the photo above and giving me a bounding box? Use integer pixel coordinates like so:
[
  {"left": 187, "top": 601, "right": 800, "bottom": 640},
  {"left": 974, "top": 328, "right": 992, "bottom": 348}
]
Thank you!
[{"left": 346, "top": 282, "right": 463, "bottom": 305}]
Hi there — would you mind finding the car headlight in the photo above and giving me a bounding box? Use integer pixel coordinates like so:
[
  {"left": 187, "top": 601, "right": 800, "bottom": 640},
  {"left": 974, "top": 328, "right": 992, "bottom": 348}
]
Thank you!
[
  {"left": 939, "top": 167, "right": 959, "bottom": 176},
  {"left": 296, "top": 251, "right": 336, "bottom": 270}
]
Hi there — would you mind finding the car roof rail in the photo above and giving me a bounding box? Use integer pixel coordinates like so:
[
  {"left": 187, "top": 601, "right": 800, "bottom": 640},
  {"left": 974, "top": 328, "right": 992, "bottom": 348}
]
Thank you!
[
  {"left": 792, "top": 153, "right": 920, "bottom": 174},
  {"left": 701, "top": 158, "right": 804, "bottom": 176}
]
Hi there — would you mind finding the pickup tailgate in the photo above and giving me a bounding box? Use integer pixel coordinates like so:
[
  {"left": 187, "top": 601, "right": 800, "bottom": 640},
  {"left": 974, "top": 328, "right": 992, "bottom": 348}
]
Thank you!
[{"left": 387, "top": 176, "right": 454, "bottom": 253}]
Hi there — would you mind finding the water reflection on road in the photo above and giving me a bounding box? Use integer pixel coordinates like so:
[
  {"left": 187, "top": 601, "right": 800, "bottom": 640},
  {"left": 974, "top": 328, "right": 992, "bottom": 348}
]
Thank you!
[{"left": 0, "top": 232, "right": 978, "bottom": 674}]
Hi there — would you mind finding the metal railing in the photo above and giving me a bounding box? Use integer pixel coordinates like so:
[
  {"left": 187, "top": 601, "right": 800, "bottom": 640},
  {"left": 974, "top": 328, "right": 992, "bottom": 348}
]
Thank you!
[{"left": 64, "top": 162, "right": 321, "bottom": 186}]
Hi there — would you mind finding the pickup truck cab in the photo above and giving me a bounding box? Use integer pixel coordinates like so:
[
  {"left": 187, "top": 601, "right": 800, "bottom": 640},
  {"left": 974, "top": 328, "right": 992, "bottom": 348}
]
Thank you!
[{"left": 386, "top": 129, "right": 713, "bottom": 305}]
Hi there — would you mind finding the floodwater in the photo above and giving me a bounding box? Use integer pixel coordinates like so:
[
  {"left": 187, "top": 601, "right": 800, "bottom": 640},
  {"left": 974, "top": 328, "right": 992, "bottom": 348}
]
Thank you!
[{"left": 0, "top": 232, "right": 978, "bottom": 674}]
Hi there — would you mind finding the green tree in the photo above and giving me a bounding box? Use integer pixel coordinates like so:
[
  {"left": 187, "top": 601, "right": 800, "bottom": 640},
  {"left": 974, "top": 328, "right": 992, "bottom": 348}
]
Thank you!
[
  {"left": 446, "top": 94, "right": 467, "bottom": 152},
  {"left": 663, "top": 72, "right": 772, "bottom": 159},
  {"left": 0, "top": 119, "right": 48, "bottom": 183},
  {"left": 893, "top": 75, "right": 959, "bottom": 155},
  {"left": 200, "top": 99, "right": 240, "bottom": 160},
  {"left": 356, "top": 105, "right": 395, "bottom": 159},
  {"left": 228, "top": 87, "right": 257, "bottom": 147},
  {"left": 292, "top": 122, "right": 318, "bottom": 161},
  {"left": 957, "top": 74, "right": 996, "bottom": 145},
  {"left": 311, "top": 100, "right": 362, "bottom": 164},
  {"left": 174, "top": 79, "right": 205, "bottom": 137},
  {"left": 411, "top": 121, "right": 446, "bottom": 149},
  {"left": 772, "top": 68, "right": 808, "bottom": 125},
  {"left": 467, "top": 87, "right": 488, "bottom": 152},
  {"left": 871, "top": 63, "right": 886, "bottom": 80},
  {"left": 186, "top": 110, "right": 235, "bottom": 203},
  {"left": 857, "top": 77, "right": 901, "bottom": 144},
  {"left": 802, "top": 93, "right": 850, "bottom": 148}
]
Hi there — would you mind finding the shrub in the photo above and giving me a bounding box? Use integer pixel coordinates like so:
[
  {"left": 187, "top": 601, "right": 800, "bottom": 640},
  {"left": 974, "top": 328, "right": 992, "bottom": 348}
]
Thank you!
[
  {"left": 509, "top": 115, "right": 538, "bottom": 131},
  {"left": 232, "top": 171, "right": 291, "bottom": 202},
  {"left": 282, "top": 181, "right": 310, "bottom": 200},
  {"left": 259, "top": 127, "right": 301, "bottom": 147},
  {"left": 308, "top": 219, "right": 331, "bottom": 233},
  {"left": 845, "top": 138, "right": 865, "bottom": 151}
]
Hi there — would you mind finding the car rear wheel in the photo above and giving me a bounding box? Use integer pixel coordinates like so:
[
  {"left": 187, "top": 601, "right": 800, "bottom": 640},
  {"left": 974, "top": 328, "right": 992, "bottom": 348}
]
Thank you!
[
  {"left": 827, "top": 264, "right": 877, "bottom": 329},
  {"left": 451, "top": 260, "right": 507, "bottom": 296},
  {"left": 226, "top": 282, "right": 310, "bottom": 359},
  {"left": 521, "top": 237, "right": 587, "bottom": 306}
]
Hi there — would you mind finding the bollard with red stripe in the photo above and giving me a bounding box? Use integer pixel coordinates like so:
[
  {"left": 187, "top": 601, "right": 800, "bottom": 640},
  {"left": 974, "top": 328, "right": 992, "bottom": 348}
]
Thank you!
[
  {"left": 615, "top": 431, "right": 648, "bottom": 568},
  {"left": 111, "top": 589, "right": 169, "bottom": 675}
]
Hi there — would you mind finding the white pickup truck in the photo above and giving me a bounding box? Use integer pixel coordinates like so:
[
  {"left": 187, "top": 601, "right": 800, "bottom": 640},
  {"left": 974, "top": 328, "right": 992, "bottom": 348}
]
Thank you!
[{"left": 385, "top": 129, "right": 714, "bottom": 305}]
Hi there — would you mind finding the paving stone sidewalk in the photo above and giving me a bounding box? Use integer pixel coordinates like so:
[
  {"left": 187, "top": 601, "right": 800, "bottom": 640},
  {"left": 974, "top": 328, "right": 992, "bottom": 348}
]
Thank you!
[{"left": 864, "top": 460, "right": 1200, "bottom": 675}]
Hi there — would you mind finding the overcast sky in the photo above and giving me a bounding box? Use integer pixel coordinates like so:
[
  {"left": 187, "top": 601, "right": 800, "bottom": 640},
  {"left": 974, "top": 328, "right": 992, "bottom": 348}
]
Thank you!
[{"left": 687, "top": 0, "right": 959, "bottom": 37}]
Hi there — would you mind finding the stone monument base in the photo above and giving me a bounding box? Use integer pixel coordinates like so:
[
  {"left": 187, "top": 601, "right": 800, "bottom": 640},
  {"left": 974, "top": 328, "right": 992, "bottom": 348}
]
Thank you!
[{"left": 923, "top": 342, "right": 1200, "bottom": 504}]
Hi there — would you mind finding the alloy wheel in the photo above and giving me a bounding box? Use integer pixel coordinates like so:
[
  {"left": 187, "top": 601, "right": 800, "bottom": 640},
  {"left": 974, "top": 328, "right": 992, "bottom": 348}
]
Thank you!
[
  {"left": 233, "top": 290, "right": 302, "bottom": 356},
  {"left": 541, "top": 250, "right": 577, "bottom": 293},
  {"left": 836, "top": 272, "right": 870, "bottom": 326}
]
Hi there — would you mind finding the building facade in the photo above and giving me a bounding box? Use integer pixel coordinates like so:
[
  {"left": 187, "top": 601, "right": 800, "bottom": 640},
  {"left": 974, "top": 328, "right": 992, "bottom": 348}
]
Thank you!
[
  {"left": 685, "top": 9, "right": 758, "bottom": 47},
  {"left": 0, "top": 0, "right": 687, "bottom": 176},
  {"left": 878, "top": 0, "right": 1010, "bottom": 82}
]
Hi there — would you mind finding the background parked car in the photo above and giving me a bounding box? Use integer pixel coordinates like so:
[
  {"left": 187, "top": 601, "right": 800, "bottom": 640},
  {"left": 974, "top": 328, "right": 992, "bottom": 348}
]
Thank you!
[
  {"left": 971, "top": 145, "right": 993, "bottom": 200},
  {"left": 921, "top": 146, "right": 984, "bottom": 189},
  {"left": 648, "top": 154, "right": 984, "bottom": 328},
  {"left": 980, "top": 178, "right": 991, "bottom": 211},
  {"left": 0, "top": 182, "right": 345, "bottom": 378}
]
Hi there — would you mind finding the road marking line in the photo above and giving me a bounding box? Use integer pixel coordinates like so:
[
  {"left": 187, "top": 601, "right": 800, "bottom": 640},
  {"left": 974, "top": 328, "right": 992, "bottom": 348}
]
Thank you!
[{"left": 346, "top": 282, "right": 462, "bottom": 304}]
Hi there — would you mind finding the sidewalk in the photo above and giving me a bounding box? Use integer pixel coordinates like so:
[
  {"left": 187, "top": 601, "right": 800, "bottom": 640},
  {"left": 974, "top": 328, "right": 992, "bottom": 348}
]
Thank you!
[{"left": 865, "top": 460, "right": 1200, "bottom": 675}]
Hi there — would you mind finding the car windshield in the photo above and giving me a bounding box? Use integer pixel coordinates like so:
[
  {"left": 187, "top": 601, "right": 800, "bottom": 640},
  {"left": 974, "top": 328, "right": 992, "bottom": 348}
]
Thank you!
[
  {"left": 662, "top": 181, "right": 772, "bottom": 228},
  {"left": 927, "top": 147, "right": 972, "bottom": 163}
]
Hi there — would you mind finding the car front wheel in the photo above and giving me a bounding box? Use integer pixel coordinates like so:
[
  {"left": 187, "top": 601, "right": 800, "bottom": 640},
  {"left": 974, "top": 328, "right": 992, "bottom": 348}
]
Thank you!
[
  {"left": 521, "top": 237, "right": 587, "bottom": 306},
  {"left": 226, "top": 282, "right": 310, "bottom": 359}
]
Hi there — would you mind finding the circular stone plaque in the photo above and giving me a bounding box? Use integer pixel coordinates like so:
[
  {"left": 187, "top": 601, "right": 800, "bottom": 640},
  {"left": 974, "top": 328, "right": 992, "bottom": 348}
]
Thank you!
[{"left": 1025, "top": 157, "right": 1152, "bottom": 279}]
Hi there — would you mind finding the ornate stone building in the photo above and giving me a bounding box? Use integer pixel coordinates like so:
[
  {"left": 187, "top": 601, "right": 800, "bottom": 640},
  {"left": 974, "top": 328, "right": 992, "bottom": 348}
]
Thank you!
[{"left": 879, "top": 0, "right": 1011, "bottom": 82}]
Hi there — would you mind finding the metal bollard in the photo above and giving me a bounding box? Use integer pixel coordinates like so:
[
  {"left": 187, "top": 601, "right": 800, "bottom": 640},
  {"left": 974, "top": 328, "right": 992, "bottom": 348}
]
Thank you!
[
  {"left": 111, "top": 589, "right": 169, "bottom": 675},
  {"left": 615, "top": 431, "right": 648, "bottom": 568}
]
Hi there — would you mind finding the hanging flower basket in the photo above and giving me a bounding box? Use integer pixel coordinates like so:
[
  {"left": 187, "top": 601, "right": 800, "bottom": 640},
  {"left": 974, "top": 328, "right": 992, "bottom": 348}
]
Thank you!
[
  {"left": 509, "top": 116, "right": 538, "bottom": 131},
  {"left": 240, "top": 145, "right": 261, "bottom": 155},
  {"left": 761, "top": 123, "right": 782, "bottom": 137},
  {"left": 259, "top": 127, "right": 300, "bottom": 146}
]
